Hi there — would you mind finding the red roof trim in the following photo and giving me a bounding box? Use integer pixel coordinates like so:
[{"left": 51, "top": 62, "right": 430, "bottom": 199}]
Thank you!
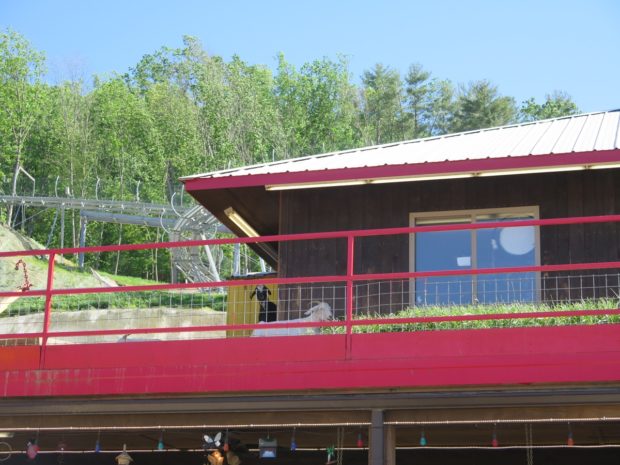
[{"left": 184, "top": 150, "right": 620, "bottom": 192}]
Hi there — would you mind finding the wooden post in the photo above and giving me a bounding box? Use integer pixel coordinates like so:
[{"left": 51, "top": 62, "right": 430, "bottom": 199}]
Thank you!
[
  {"left": 385, "top": 425, "right": 396, "bottom": 465},
  {"left": 369, "top": 409, "right": 384, "bottom": 465}
]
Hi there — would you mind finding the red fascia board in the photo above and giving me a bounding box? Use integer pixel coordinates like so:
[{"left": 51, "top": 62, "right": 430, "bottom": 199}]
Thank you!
[
  {"left": 183, "top": 150, "right": 620, "bottom": 192},
  {"left": 3, "top": 325, "right": 620, "bottom": 396}
]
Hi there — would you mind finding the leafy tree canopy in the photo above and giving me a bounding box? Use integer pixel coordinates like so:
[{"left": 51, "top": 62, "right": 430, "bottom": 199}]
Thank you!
[
  {"left": 519, "top": 91, "right": 580, "bottom": 122},
  {"left": 0, "top": 28, "right": 582, "bottom": 279}
]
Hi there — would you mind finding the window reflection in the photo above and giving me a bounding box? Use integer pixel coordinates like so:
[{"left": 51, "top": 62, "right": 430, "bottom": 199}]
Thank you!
[
  {"left": 415, "top": 229, "right": 472, "bottom": 305},
  {"left": 413, "top": 211, "right": 538, "bottom": 305}
]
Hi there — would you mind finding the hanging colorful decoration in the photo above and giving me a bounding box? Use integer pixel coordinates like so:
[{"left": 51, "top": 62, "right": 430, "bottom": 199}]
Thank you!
[
  {"left": 207, "top": 449, "right": 224, "bottom": 465},
  {"left": 14, "top": 259, "right": 33, "bottom": 292},
  {"left": 115, "top": 444, "right": 133, "bottom": 465},
  {"left": 258, "top": 436, "right": 277, "bottom": 459},
  {"left": 226, "top": 450, "right": 242, "bottom": 465},
  {"left": 222, "top": 430, "right": 229, "bottom": 452},
  {"left": 207, "top": 450, "right": 224, "bottom": 465},
  {"left": 491, "top": 424, "right": 499, "bottom": 447},
  {"left": 356, "top": 432, "right": 364, "bottom": 448},
  {"left": 204, "top": 432, "right": 222, "bottom": 449},
  {"left": 57, "top": 440, "right": 67, "bottom": 465},
  {"left": 419, "top": 430, "right": 427, "bottom": 447},
  {"left": 290, "top": 428, "right": 297, "bottom": 452},
  {"left": 157, "top": 431, "right": 165, "bottom": 451},
  {"left": 567, "top": 423, "right": 574, "bottom": 447},
  {"left": 325, "top": 445, "right": 336, "bottom": 464},
  {"left": 95, "top": 431, "right": 101, "bottom": 453},
  {"left": 26, "top": 440, "right": 39, "bottom": 460}
]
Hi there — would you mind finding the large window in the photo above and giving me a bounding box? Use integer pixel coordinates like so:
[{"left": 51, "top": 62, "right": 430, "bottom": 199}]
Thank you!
[{"left": 410, "top": 207, "right": 540, "bottom": 306}]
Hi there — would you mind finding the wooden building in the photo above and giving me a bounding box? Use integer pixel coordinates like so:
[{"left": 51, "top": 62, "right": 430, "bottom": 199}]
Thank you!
[{"left": 183, "top": 110, "right": 620, "bottom": 315}]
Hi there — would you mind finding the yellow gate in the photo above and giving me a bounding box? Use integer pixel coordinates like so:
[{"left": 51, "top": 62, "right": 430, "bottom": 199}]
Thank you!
[{"left": 226, "top": 274, "right": 277, "bottom": 337}]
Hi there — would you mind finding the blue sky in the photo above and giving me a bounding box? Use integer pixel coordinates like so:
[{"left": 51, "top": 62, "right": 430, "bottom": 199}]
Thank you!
[{"left": 2, "top": 0, "right": 619, "bottom": 112}]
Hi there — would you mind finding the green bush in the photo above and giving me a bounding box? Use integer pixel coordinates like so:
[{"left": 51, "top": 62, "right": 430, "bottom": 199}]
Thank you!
[
  {"left": 3, "top": 290, "right": 227, "bottom": 317},
  {"left": 322, "top": 299, "right": 620, "bottom": 334}
]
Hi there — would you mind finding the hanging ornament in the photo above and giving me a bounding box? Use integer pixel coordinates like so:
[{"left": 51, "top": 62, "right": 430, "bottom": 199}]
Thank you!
[
  {"left": 567, "top": 423, "right": 574, "bottom": 447},
  {"left": 26, "top": 440, "right": 39, "bottom": 460},
  {"left": 326, "top": 445, "right": 336, "bottom": 464},
  {"left": 115, "top": 444, "right": 133, "bottom": 465},
  {"left": 14, "top": 259, "right": 33, "bottom": 292},
  {"left": 204, "top": 432, "right": 222, "bottom": 449},
  {"left": 491, "top": 424, "right": 499, "bottom": 447},
  {"left": 419, "top": 430, "right": 427, "bottom": 447},
  {"left": 95, "top": 431, "right": 101, "bottom": 453},
  {"left": 290, "top": 428, "right": 297, "bottom": 452},
  {"left": 226, "top": 450, "right": 241, "bottom": 465},
  {"left": 259, "top": 436, "right": 277, "bottom": 458},
  {"left": 57, "top": 439, "right": 67, "bottom": 464},
  {"left": 222, "top": 430, "right": 229, "bottom": 452},
  {"left": 207, "top": 450, "right": 224, "bottom": 465},
  {"left": 356, "top": 432, "right": 364, "bottom": 448},
  {"left": 157, "top": 431, "right": 165, "bottom": 451}
]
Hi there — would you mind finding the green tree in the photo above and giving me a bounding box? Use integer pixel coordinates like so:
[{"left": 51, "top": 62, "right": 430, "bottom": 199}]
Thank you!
[
  {"left": 145, "top": 81, "right": 203, "bottom": 199},
  {"left": 299, "top": 55, "right": 359, "bottom": 153},
  {"left": 275, "top": 54, "right": 359, "bottom": 157},
  {"left": 452, "top": 80, "right": 517, "bottom": 132},
  {"left": 404, "top": 63, "right": 433, "bottom": 138},
  {"left": 0, "top": 29, "right": 46, "bottom": 224},
  {"left": 360, "top": 63, "right": 405, "bottom": 145},
  {"left": 90, "top": 77, "right": 161, "bottom": 201},
  {"left": 127, "top": 46, "right": 177, "bottom": 94},
  {"left": 426, "top": 79, "right": 456, "bottom": 136},
  {"left": 274, "top": 54, "right": 306, "bottom": 157},
  {"left": 519, "top": 91, "right": 579, "bottom": 122},
  {"left": 187, "top": 45, "right": 235, "bottom": 170},
  {"left": 55, "top": 81, "right": 95, "bottom": 197},
  {"left": 224, "top": 55, "right": 284, "bottom": 165},
  {"left": 126, "top": 36, "right": 231, "bottom": 170}
]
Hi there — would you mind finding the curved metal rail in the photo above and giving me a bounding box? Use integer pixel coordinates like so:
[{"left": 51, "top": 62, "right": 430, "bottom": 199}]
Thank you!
[{"left": 0, "top": 194, "right": 225, "bottom": 282}]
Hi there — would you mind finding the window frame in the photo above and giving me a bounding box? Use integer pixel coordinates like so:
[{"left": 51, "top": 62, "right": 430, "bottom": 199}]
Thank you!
[{"left": 409, "top": 206, "right": 541, "bottom": 306}]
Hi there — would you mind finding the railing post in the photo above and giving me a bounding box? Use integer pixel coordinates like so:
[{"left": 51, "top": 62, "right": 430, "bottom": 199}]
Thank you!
[
  {"left": 40, "top": 252, "right": 56, "bottom": 368},
  {"left": 346, "top": 235, "right": 354, "bottom": 358}
]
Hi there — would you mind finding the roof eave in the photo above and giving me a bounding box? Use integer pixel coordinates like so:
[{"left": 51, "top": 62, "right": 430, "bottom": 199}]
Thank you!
[{"left": 183, "top": 150, "right": 620, "bottom": 193}]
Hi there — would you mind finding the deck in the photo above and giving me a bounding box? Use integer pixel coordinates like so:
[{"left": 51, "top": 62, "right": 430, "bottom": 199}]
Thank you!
[{"left": 1, "top": 215, "right": 620, "bottom": 398}]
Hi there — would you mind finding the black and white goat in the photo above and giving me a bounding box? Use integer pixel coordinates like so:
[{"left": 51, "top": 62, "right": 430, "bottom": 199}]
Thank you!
[{"left": 250, "top": 284, "right": 277, "bottom": 322}]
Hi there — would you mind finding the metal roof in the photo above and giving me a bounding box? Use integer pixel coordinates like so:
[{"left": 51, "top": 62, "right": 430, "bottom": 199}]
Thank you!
[{"left": 181, "top": 110, "right": 620, "bottom": 185}]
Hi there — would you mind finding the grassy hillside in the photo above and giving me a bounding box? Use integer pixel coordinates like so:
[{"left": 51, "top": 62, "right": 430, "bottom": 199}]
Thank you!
[
  {"left": 1, "top": 225, "right": 225, "bottom": 317},
  {"left": 0, "top": 225, "right": 103, "bottom": 292}
]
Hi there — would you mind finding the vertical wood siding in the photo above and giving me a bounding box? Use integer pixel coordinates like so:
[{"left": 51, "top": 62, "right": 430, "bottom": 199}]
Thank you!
[{"left": 278, "top": 170, "right": 620, "bottom": 314}]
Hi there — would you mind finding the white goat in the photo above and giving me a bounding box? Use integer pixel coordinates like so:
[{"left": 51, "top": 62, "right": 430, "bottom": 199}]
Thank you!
[{"left": 252, "top": 302, "right": 332, "bottom": 337}]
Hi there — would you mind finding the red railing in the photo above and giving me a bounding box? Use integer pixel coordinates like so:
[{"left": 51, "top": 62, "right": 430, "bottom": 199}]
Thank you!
[{"left": 1, "top": 214, "right": 620, "bottom": 365}]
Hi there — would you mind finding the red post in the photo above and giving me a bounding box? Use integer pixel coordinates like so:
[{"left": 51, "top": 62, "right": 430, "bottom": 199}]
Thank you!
[
  {"left": 346, "top": 235, "right": 355, "bottom": 358},
  {"left": 40, "top": 252, "right": 56, "bottom": 368}
]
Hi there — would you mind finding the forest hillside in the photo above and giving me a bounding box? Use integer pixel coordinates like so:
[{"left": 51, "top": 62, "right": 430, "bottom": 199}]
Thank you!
[{"left": 0, "top": 29, "right": 580, "bottom": 280}]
